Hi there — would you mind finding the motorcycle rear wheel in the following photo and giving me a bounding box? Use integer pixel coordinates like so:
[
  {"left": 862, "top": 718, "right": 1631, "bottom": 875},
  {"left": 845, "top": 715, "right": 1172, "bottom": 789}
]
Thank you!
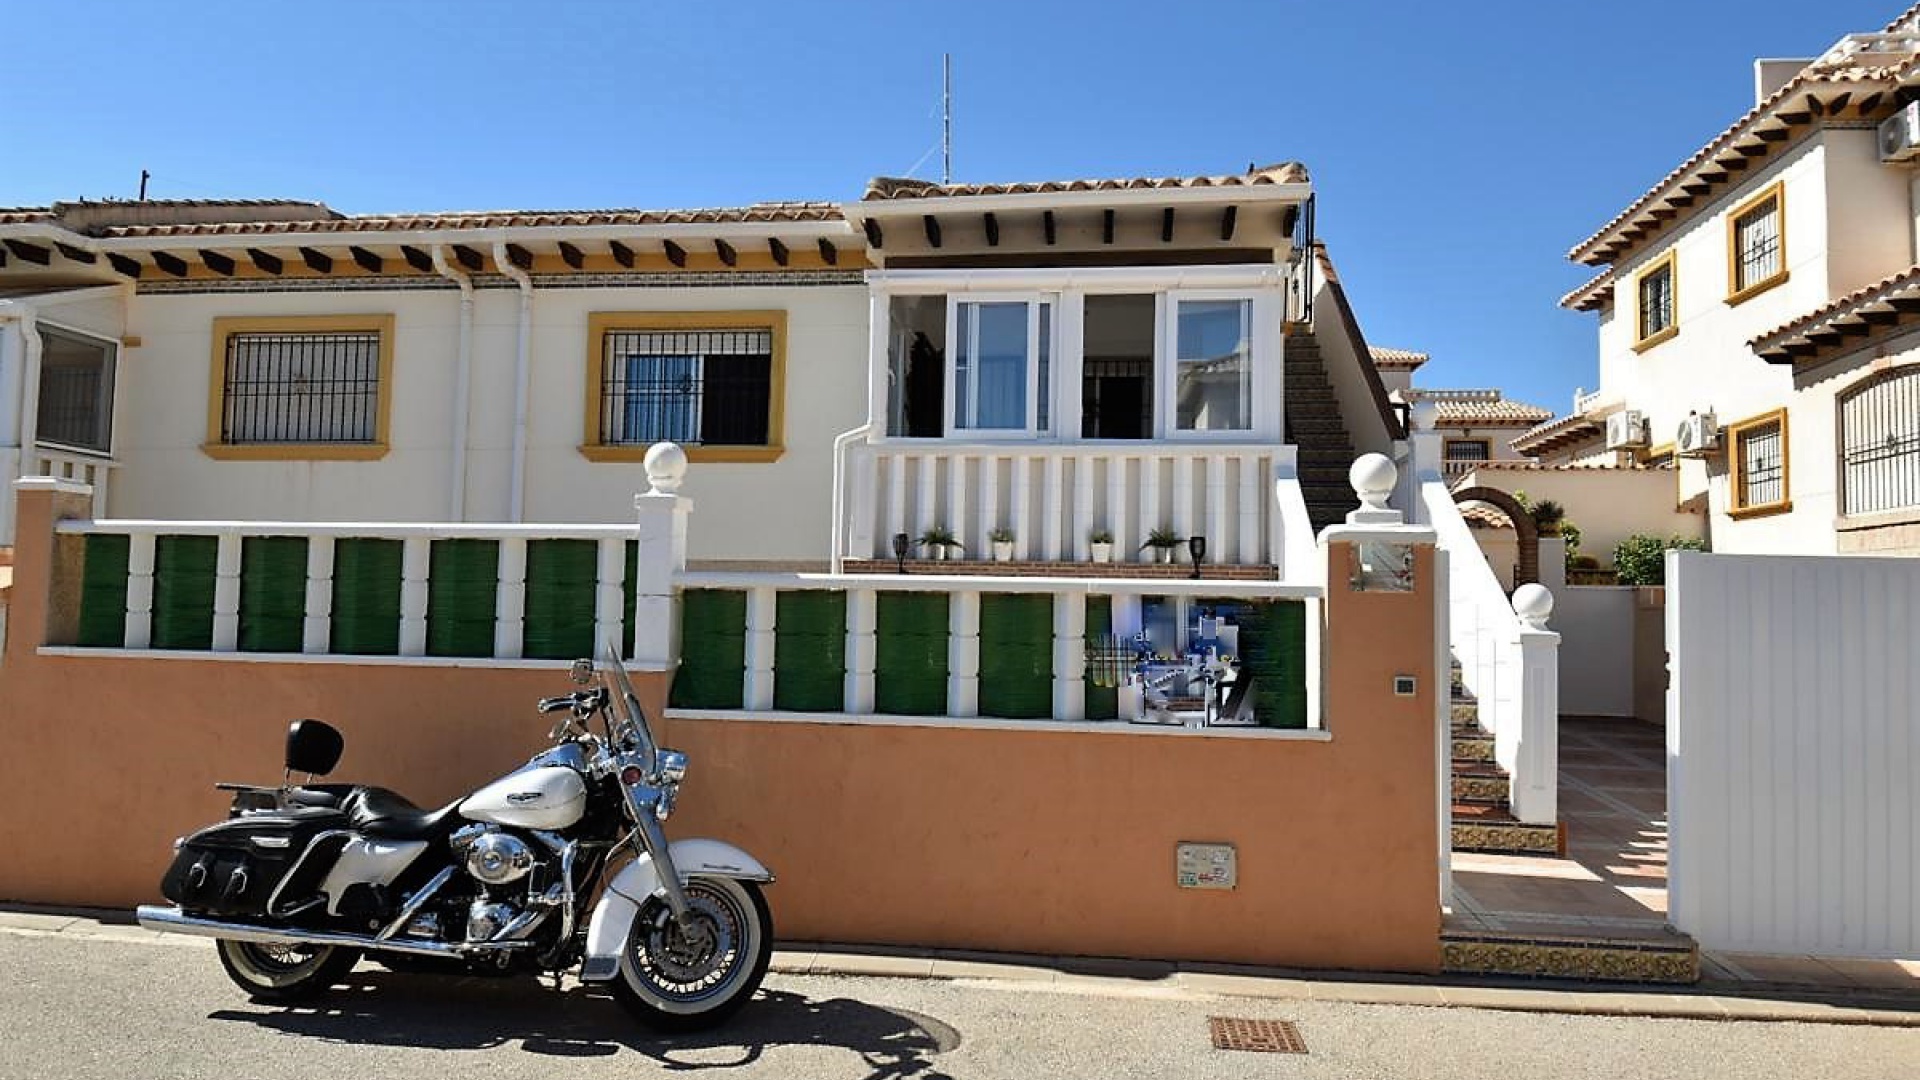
[
  {"left": 612, "top": 876, "right": 772, "bottom": 1032},
  {"left": 215, "top": 939, "right": 361, "bottom": 1003}
]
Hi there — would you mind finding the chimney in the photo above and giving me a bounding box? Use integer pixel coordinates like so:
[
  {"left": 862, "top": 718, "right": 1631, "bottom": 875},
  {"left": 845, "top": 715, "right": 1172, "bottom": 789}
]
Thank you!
[{"left": 1754, "top": 58, "right": 1812, "bottom": 104}]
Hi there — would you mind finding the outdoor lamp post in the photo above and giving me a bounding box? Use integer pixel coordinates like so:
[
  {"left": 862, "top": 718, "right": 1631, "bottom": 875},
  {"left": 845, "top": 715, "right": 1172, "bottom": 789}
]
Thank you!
[
  {"left": 892, "top": 532, "right": 910, "bottom": 575},
  {"left": 1188, "top": 535, "right": 1207, "bottom": 579}
]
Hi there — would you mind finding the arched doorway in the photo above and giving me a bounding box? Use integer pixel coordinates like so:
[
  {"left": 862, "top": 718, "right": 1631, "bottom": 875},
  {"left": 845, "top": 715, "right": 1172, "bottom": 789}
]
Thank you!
[{"left": 1452, "top": 486, "right": 1539, "bottom": 586}]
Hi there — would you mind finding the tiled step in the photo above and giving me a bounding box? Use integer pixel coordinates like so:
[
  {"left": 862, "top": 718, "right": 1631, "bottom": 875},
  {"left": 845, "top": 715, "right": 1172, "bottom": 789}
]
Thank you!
[
  {"left": 1453, "top": 763, "right": 1511, "bottom": 804},
  {"left": 1452, "top": 732, "right": 1494, "bottom": 762},
  {"left": 1441, "top": 919, "right": 1698, "bottom": 984},
  {"left": 1450, "top": 803, "right": 1563, "bottom": 856}
]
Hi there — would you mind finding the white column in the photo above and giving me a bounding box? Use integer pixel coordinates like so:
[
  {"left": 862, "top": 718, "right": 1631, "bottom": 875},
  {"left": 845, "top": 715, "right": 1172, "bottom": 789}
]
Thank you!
[
  {"left": 1511, "top": 585, "right": 1561, "bottom": 826},
  {"left": 1172, "top": 455, "right": 1195, "bottom": 554},
  {"left": 1043, "top": 455, "right": 1065, "bottom": 561},
  {"left": 1106, "top": 455, "right": 1128, "bottom": 557},
  {"left": 211, "top": 532, "right": 242, "bottom": 652},
  {"left": 399, "top": 536, "right": 431, "bottom": 656},
  {"left": 977, "top": 456, "right": 998, "bottom": 555},
  {"left": 1405, "top": 399, "right": 1443, "bottom": 524},
  {"left": 593, "top": 537, "right": 626, "bottom": 656},
  {"left": 124, "top": 532, "right": 155, "bottom": 650},
  {"left": 1052, "top": 591, "right": 1087, "bottom": 721},
  {"left": 302, "top": 536, "right": 335, "bottom": 654},
  {"left": 845, "top": 588, "right": 877, "bottom": 713},
  {"left": 631, "top": 443, "right": 693, "bottom": 672},
  {"left": 1238, "top": 455, "right": 1261, "bottom": 567},
  {"left": 493, "top": 537, "right": 527, "bottom": 659},
  {"left": 1074, "top": 454, "right": 1096, "bottom": 561},
  {"left": 948, "top": 453, "right": 969, "bottom": 551},
  {"left": 743, "top": 586, "right": 776, "bottom": 711},
  {"left": 947, "top": 590, "right": 980, "bottom": 717},
  {"left": 1140, "top": 458, "right": 1162, "bottom": 563},
  {"left": 847, "top": 445, "right": 877, "bottom": 563},
  {"left": 1011, "top": 456, "right": 1033, "bottom": 560},
  {"left": 886, "top": 452, "right": 907, "bottom": 555},
  {"left": 1205, "top": 455, "right": 1228, "bottom": 564},
  {"left": 1112, "top": 593, "right": 1143, "bottom": 720},
  {"left": 914, "top": 453, "right": 937, "bottom": 541}
]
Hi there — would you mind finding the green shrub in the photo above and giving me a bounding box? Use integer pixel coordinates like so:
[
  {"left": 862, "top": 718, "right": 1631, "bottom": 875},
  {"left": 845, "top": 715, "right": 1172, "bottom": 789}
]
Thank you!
[
  {"left": 1569, "top": 553, "right": 1601, "bottom": 570},
  {"left": 1613, "top": 533, "right": 1708, "bottom": 586}
]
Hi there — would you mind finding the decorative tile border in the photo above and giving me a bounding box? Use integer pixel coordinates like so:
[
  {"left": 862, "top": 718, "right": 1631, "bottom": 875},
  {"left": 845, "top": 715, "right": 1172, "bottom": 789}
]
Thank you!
[
  {"left": 1442, "top": 934, "right": 1698, "bottom": 984},
  {"left": 1454, "top": 774, "right": 1511, "bottom": 803},
  {"left": 1452, "top": 736, "right": 1495, "bottom": 763},
  {"left": 1451, "top": 821, "right": 1563, "bottom": 856}
]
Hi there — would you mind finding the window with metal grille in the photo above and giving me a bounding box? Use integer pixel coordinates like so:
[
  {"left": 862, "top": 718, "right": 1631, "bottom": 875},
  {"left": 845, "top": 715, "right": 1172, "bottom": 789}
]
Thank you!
[
  {"left": 600, "top": 328, "right": 772, "bottom": 446},
  {"left": 1841, "top": 369, "right": 1920, "bottom": 516},
  {"left": 1735, "top": 416, "right": 1786, "bottom": 511},
  {"left": 1637, "top": 258, "right": 1674, "bottom": 343},
  {"left": 36, "top": 326, "right": 116, "bottom": 454},
  {"left": 1731, "top": 188, "right": 1783, "bottom": 296},
  {"left": 222, "top": 330, "right": 380, "bottom": 443},
  {"left": 1444, "top": 439, "right": 1491, "bottom": 461}
]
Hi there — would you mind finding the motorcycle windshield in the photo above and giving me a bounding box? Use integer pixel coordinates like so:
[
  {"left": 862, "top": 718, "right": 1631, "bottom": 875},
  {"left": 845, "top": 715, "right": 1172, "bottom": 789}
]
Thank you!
[{"left": 600, "top": 640, "right": 659, "bottom": 775}]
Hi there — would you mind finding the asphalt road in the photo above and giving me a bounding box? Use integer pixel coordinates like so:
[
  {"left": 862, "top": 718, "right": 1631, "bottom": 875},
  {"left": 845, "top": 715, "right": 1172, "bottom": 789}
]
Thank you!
[{"left": 4, "top": 930, "right": 1918, "bottom": 1080}]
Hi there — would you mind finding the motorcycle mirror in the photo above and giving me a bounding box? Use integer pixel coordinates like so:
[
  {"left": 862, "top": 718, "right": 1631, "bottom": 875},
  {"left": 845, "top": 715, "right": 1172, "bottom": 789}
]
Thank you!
[{"left": 569, "top": 658, "right": 595, "bottom": 686}]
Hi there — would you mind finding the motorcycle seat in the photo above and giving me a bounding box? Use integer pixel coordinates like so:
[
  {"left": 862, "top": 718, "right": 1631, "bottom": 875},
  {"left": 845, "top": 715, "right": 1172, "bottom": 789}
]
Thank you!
[{"left": 345, "top": 786, "right": 463, "bottom": 842}]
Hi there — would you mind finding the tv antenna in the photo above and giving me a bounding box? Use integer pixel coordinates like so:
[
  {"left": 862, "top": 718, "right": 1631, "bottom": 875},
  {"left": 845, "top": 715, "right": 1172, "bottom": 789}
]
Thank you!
[{"left": 942, "top": 54, "right": 952, "bottom": 184}]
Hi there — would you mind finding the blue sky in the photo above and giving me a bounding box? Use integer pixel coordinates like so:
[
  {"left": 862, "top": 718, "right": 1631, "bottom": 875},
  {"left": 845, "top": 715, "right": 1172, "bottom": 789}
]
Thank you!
[{"left": 2, "top": 0, "right": 1902, "bottom": 412}]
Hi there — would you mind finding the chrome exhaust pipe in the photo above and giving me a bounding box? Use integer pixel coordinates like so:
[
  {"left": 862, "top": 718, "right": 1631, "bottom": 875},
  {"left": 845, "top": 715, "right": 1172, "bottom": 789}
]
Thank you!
[{"left": 134, "top": 905, "right": 529, "bottom": 958}]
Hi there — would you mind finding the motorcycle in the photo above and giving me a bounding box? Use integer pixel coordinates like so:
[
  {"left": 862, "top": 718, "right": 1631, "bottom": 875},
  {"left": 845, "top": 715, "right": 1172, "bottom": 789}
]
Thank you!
[{"left": 135, "top": 643, "right": 774, "bottom": 1031}]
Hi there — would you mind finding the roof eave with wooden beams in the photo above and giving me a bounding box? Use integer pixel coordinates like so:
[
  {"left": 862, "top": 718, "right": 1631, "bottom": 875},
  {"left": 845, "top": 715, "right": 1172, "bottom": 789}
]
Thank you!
[
  {"left": 1751, "top": 263, "right": 1920, "bottom": 364},
  {"left": 1566, "top": 69, "right": 1902, "bottom": 269},
  {"left": 1510, "top": 413, "right": 1605, "bottom": 456}
]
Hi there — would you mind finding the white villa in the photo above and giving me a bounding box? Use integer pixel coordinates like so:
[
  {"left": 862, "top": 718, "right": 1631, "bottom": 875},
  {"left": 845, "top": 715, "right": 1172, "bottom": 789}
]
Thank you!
[{"left": 1533, "top": 7, "right": 1920, "bottom": 557}]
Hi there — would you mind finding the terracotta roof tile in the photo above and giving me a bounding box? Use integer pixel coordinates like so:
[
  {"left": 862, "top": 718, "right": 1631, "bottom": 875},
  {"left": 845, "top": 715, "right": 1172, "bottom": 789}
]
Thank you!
[
  {"left": 1469, "top": 460, "right": 1664, "bottom": 472},
  {"left": 1408, "top": 389, "right": 1553, "bottom": 428},
  {"left": 1458, "top": 503, "right": 1514, "bottom": 529},
  {"left": 1567, "top": 64, "right": 1900, "bottom": 265},
  {"left": 96, "top": 202, "right": 845, "bottom": 238},
  {"left": 1368, "top": 345, "right": 1429, "bottom": 369},
  {"left": 0, "top": 207, "right": 56, "bottom": 225},
  {"left": 1559, "top": 267, "right": 1617, "bottom": 311},
  {"left": 1750, "top": 262, "right": 1920, "bottom": 347},
  {"left": 1509, "top": 412, "right": 1604, "bottom": 454},
  {"left": 862, "top": 162, "right": 1310, "bottom": 201}
]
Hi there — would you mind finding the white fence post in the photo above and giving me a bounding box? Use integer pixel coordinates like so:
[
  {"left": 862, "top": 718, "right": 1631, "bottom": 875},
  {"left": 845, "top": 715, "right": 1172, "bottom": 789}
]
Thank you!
[
  {"left": 398, "top": 537, "right": 430, "bottom": 656},
  {"left": 593, "top": 538, "right": 626, "bottom": 657},
  {"left": 631, "top": 443, "right": 692, "bottom": 673},
  {"left": 303, "top": 537, "right": 334, "bottom": 654},
  {"left": 211, "top": 532, "right": 242, "bottom": 652},
  {"left": 1510, "top": 584, "right": 1560, "bottom": 825},
  {"left": 845, "top": 588, "right": 877, "bottom": 713},
  {"left": 493, "top": 537, "right": 526, "bottom": 659},
  {"left": 1052, "top": 591, "right": 1086, "bottom": 722},
  {"left": 124, "top": 533, "right": 155, "bottom": 650},
  {"left": 948, "top": 590, "right": 980, "bottom": 718},
  {"left": 743, "top": 587, "right": 776, "bottom": 710}
]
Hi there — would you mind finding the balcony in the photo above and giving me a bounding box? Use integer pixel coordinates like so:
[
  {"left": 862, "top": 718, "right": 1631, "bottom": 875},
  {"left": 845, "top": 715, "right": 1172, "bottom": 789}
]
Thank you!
[{"left": 839, "top": 441, "right": 1296, "bottom": 572}]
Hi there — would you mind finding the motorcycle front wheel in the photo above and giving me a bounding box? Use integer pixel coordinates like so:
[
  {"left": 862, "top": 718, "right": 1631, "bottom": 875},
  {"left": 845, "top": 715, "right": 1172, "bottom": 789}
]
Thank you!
[
  {"left": 612, "top": 876, "right": 773, "bottom": 1031},
  {"left": 215, "top": 939, "right": 361, "bottom": 1003}
]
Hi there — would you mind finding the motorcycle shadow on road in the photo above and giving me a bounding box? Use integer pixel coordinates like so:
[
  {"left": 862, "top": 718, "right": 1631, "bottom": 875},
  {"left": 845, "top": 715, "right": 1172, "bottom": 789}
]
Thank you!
[{"left": 207, "top": 968, "right": 960, "bottom": 1080}]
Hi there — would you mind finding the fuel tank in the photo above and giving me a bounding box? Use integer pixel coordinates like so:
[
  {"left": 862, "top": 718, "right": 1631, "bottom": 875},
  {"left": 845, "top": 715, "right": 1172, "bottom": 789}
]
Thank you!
[{"left": 460, "top": 765, "right": 587, "bottom": 830}]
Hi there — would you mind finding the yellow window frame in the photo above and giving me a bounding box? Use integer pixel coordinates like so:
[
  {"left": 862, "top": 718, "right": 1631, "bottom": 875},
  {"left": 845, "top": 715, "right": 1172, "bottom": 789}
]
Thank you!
[
  {"left": 1727, "top": 407, "right": 1792, "bottom": 519},
  {"left": 204, "top": 314, "right": 395, "bottom": 461},
  {"left": 1632, "top": 251, "right": 1679, "bottom": 352},
  {"left": 581, "top": 310, "right": 787, "bottom": 464},
  {"left": 1725, "top": 182, "right": 1788, "bottom": 306}
]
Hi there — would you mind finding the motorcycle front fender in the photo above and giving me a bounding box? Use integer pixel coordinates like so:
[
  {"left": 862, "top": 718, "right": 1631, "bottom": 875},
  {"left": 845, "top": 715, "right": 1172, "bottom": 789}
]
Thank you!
[{"left": 578, "top": 837, "right": 774, "bottom": 983}]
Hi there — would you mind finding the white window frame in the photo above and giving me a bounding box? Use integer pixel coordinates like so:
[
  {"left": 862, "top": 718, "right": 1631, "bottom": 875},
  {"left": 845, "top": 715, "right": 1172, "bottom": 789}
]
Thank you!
[
  {"left": 943, "top": 292, "right": 1057, "bottom": 439},
  {"left": 1159, "top": 289, "right": 1272, "bottom": 440}
]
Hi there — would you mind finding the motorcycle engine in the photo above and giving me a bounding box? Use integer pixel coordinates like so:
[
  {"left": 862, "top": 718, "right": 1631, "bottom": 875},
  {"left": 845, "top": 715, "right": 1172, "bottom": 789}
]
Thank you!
[
  {"left": 448, "top": 824, "right": 550, "bottom": 946},
  {"left": 458, "top": 828, "right": 535, "bottom": 886}
]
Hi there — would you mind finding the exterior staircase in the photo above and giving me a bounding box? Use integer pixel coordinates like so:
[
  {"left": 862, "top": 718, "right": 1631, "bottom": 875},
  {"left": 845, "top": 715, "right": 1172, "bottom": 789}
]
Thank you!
[
  {"left": 1449, "top": 666, "right": 1562, "bottom": 856},
  {"left": 1282, "top": 331, "right": 1356, "bottom": 533}
]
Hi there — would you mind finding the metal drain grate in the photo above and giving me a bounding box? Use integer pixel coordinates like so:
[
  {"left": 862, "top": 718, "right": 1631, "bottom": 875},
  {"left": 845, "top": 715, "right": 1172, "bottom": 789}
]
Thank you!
[{"left": 1209, "top": 1016, "right": 1307, "bottom": 1054}]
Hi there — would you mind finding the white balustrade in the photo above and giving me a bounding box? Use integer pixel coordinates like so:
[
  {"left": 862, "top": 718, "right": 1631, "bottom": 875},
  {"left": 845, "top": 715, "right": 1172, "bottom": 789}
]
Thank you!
[
  {"left": 846, "top": 443, "right": 1294, "bottom": 570},
  {"left": 28, "top": 445, "right": 116, "bottom": 519}
]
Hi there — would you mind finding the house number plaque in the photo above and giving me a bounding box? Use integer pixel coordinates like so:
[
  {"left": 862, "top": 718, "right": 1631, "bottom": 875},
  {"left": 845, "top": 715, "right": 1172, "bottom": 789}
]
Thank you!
[{"left": 1176, "top": 842, "right": 1237, "bottom": 890}]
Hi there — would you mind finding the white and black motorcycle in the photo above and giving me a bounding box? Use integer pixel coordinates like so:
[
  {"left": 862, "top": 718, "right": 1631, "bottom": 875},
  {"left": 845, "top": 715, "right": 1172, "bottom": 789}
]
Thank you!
[{"left": 135, "top": 644, "right": 774, "bottom": 1031}]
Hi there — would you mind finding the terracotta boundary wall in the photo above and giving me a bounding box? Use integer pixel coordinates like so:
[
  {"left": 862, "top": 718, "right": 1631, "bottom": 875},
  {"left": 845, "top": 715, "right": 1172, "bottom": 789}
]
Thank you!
[{"left": 0, "top": 483, "right": 1441, "bottom": 973}]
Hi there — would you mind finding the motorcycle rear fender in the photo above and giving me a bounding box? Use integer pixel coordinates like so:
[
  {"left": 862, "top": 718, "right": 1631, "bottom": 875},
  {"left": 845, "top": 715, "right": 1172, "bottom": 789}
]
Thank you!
[{"left": 578, "top": 838, "right": 773, "bottom": 983}]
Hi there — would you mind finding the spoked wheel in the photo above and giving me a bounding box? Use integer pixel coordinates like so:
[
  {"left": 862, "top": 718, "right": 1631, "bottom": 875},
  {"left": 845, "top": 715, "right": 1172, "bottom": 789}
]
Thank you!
[
  {"left": 612, "top": 876, "right": 773, "bottom": 1031},
  {"left": 215, "top": 939, "right": 361, "bottom": 1003}
]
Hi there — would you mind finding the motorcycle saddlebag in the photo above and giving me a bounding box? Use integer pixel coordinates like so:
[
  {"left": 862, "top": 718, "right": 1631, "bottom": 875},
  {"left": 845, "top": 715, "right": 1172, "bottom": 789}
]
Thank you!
[{"left": 160, "top": 807, "right": 347, "bottom": 917}]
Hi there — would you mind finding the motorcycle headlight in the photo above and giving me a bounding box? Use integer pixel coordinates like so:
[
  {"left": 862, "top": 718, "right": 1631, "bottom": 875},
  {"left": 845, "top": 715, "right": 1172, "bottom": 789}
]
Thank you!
[{"left": 656, "top": 750, "right": 688, "bottom": 786}]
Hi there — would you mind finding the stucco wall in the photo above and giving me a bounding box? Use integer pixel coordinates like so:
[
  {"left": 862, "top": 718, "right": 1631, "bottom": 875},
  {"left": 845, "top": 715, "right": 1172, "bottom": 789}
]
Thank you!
[
  {"left": 0, "top": 487, "right": 1443, "bottom": 972},
  {"left": 1463, "top": 466, "right": 1705, "bottom": 567},
  {"left": 115, "top": 282, "right": 867, "bottom": 562}
]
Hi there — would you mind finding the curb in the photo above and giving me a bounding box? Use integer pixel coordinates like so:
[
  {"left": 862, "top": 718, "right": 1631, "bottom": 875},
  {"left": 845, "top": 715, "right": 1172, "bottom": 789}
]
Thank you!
[{"left": 6, "top": 908, "right": 1916, "bottom": 1028}]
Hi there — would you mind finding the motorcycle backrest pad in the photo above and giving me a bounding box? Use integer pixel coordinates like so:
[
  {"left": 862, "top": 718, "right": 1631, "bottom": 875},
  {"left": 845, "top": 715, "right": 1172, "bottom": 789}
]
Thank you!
[{"left": 285, "top": 719, "right": 344, "bottom": 777}]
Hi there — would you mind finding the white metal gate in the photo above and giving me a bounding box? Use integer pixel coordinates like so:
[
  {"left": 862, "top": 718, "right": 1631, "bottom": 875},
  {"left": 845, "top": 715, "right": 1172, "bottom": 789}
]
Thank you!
[{"left": 1667, "top": 550, "right": 1920, "bottom": 957}]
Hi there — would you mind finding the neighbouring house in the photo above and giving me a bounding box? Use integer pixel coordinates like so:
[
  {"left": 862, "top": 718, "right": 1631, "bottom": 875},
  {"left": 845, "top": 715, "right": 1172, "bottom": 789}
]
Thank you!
[{"left": 1537, "top": 7, "right": 1920, "bottom": 558}]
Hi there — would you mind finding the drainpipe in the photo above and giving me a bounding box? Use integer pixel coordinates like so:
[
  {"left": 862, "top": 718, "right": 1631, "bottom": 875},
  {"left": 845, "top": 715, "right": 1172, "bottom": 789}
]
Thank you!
[
  {"left": 492, "top": 242, "right": 534, "bottom": 523},
  {"left": 431, "top": 245, "right": 476, "bottom": 521}
]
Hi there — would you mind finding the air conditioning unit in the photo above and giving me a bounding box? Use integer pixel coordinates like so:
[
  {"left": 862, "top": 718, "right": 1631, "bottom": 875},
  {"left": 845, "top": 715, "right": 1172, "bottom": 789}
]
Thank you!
[
  {"left": 1880, "top": 101, "right": 1920, "bottom": 163},
  {"left": 1605, "top": 410, "right": 1649, "bottom": 450},
  {"left": 1676, "top": 411, "right": 1720, "bottom": 457}
]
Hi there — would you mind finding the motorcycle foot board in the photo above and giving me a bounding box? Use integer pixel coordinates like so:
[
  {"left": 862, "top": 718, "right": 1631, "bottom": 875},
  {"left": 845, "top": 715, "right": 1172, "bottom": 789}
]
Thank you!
[{"left": 578, "top": 838, "right": 771, "bottom": 983}]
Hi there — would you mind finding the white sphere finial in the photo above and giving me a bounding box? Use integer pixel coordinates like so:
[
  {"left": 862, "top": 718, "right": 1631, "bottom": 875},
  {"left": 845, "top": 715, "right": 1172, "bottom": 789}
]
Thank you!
[
  {"left": 1410, "top": 398, "right": 1440, "bottom": 433},
  {"left": 1512, "top": 583, "right": 1555, "bottom": 629},
  {"left": 1349, "top": 453, "right": 1398, "bottom": 512},
  {"left": 644, "top": 442, "right": 688, "bottom": 494}
]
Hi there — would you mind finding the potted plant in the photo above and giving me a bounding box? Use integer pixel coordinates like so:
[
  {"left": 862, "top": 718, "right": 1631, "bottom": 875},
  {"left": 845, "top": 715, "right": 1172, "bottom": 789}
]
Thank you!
[
  {"left": 989, "top": 526, "right": 1016, "bottom": 562},
  {"left": 917, "top": 525, "right": 962, "bottom": 561},
  {"left": 1089, "top": 528, "right": 1114, "bottom": 564},
  {"left": 1141, "top": 526, "right": 1181, "bottom": 565}
]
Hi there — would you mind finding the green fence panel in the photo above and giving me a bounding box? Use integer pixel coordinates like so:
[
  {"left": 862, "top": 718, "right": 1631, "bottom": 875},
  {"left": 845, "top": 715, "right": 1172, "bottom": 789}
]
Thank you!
[
  {"left": 330, "top": 538, "right": 403, "bottom": 655},
  {"left": 1084, "top": 595, "right": 1119, "bottom": 720},
  {"left": 622, "top": 540, "right": 638, "bottom": 659},
  {"left": 238, "top": 536, "right": 309, "bottom": 653},
  {"left": 523, "top": 539, "right": 597, "bottom": 660},
  {"left": 1201, "top": 597, "right": 1309, "bottom": 729},
  {"left": 427, "top": 539, "right": 499, "bottom": 658},
  {"left": 77, "top": 533, "right": 131, "bottom": 648},
  {"left": 979, "top": 594, "right": 1053, "bottom": 719},
  {"left": 875, "top": 592, "right": 948, "bottom": 716},
  {"left": 151, "top": 535, "right": 217, "bottom": 650},
  {"left": 774, "top": 590, "right": 846, "bottom": 712},
  {"left": 672, "top": 589, "right": 746, "bottom": 709}
]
